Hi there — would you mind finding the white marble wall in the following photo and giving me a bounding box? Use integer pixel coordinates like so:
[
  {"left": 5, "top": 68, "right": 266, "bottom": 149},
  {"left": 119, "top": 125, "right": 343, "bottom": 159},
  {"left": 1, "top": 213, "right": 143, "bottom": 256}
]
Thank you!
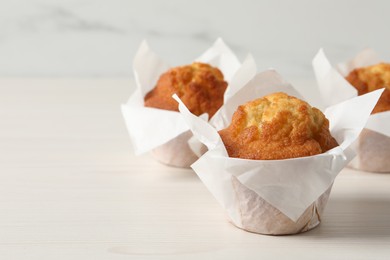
[{"left": 1, "top": 0, "right": 389, "bottom": 78}]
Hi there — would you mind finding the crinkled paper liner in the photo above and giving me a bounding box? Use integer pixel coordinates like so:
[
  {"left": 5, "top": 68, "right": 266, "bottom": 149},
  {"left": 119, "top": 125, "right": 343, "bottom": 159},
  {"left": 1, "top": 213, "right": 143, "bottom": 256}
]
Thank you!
[
  {"left": 150, "top": 131, "right": 198, "bottom": 168},
  {"left": 230, "top": 176, "right": 332, "bottom": 235},
  {"left": 349, "top": 129, "right": 390, "bottom": 173}
]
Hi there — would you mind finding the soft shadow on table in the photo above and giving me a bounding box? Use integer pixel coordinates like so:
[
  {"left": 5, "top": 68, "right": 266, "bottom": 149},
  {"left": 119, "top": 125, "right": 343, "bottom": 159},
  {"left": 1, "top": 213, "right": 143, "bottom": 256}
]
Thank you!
[
  {"left": 297, "top": 196, "right": 390, "bottom": 240},
  {"left": 152, "top": 163, "right": 200, "bottom": 182}
]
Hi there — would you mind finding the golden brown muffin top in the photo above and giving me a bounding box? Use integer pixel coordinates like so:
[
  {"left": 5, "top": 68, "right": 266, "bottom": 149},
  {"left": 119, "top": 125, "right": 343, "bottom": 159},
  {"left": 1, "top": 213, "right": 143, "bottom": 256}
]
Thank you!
[
  {"left": 144, "top": 62, "right": 227, "bottom": 117},
  {"left": 346, "top": 63, "right": 390, "bottom": 114},
  {"left": 219, "top": 92, "right": 338, "bottom": 160}
]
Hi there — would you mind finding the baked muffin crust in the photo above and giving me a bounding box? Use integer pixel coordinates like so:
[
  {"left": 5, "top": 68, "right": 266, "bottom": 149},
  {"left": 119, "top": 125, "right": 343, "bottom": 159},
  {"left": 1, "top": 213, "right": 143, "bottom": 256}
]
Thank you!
[
  {"left": 219, "top": 92, "right": 338, "bottom": 160},
  {"left": 346, "top": 63, "right": 390, "bottom": 114},
  {"left": 144, "top": 62, "right": 227, "bottom": 117}
]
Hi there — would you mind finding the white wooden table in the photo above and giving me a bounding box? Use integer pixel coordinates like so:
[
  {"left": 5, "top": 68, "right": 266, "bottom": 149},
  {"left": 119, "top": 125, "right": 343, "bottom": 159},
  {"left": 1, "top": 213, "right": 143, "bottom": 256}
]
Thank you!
[{"left": 1, "top": 79, "right": 390, "bottom": 259}]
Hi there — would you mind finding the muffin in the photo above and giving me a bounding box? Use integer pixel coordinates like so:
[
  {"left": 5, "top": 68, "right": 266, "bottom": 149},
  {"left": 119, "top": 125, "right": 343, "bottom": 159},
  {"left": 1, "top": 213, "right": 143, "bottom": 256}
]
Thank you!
[
  {"left": 346, "top": 63, "right": 390, "bottom": 172},
  {"left": 346, "top": 63, "right": 390, "bottom": 114},
  {"left": 219, "top": 92, "right": 338, "bottom": 160},
  {"left": 145, "top": 62, "right": 227, "bottom": 167},
  {"left": 145, "top": 62, "right": 228, "bottom": 117},
  {"left": 179, "top": 68, "right": 379, "bottom": 235},
  {"left": 122, "top": 39, "right": 247, "bottom": 169},
  {"left": 216, "top": 92, "right": 338, "bottom": 234}
]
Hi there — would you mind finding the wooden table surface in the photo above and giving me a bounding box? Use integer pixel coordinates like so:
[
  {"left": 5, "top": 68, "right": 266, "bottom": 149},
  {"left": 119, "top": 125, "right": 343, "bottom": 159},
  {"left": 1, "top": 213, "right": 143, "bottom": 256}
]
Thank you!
[{"left": 1, "top": 79, "right": 390, "bottom": 259}]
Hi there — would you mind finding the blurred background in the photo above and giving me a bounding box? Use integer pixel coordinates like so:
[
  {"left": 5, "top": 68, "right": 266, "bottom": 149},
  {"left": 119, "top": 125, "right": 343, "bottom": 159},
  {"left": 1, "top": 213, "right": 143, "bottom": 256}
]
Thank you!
[{"left": 0, "top": 0, "right": 389, "bottom": 79}]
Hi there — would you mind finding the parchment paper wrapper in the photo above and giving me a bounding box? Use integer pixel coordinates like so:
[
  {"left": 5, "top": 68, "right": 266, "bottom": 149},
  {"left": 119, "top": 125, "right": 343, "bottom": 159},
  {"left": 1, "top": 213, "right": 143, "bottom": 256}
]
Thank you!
[
  {"left": 121, "top": 39, "right": 256, "bottom": 168},
  {"left": 313, "top": 49, "right": 390, "bottom": 172},
  {"left": 174, "top": 70, "right": 382, "bottom": 235}
]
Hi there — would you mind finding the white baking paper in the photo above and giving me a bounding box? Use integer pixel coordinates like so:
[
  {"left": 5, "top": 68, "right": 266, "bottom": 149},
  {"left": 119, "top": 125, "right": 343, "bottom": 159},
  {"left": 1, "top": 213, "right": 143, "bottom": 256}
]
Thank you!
[
  {"left": 337, "top": 48, "right": 381, "bottom": 77},
  {"left": 121, "top": 39, "right": 256, "bottom": 155},
  {"left": 313, "top": 49, "right": 390, "bottom": 137},
  {"left": 174, "top": 70, "right": 382, "bottom": 223}
]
